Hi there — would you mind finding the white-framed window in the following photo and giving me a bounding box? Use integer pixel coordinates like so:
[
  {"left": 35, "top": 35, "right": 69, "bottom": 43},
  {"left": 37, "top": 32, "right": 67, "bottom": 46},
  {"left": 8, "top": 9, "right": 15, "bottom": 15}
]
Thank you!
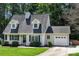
[
  {"left": 29, "top": 35, "right": 40, "bottom": 42},
  {"left": 34, "top": 24, "right": 37, "bottom": 28},
  {"left": 32, "top": 19, "right": 40, "bottom": 29},
  {"left": 47, "top": 35, "right": 50, "bottom": 39},
  {"left": 33, "top": 23, "right": 39, "bottom": 29},
  {"left": 5, "top": 35, "right": 7, "bottom": 40},
  {"left": 10, "top": 35, "right": 19, "bottom": 40},
  {"left": 12, "top": 24, "right": 15, "bottom": 28},
  {"left": 11, "top": 24, "right": 16, "bottom": 29}
]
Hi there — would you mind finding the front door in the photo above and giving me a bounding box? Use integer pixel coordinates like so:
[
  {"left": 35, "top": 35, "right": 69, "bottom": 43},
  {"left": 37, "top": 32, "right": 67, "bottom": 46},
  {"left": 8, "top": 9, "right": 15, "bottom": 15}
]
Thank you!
[{"left": 22, "top": 35, "right": 26, "bottom": 45}]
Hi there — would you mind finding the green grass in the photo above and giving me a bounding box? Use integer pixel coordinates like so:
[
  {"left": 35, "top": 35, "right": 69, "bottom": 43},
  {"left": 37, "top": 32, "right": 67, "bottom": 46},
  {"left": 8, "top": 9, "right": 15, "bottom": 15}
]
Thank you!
[
  {"left": 68, "top": 52, "right": 79, "bottom": 56},
  {"left": 0, "top": 47, "right": 48, "bottom": 56}
]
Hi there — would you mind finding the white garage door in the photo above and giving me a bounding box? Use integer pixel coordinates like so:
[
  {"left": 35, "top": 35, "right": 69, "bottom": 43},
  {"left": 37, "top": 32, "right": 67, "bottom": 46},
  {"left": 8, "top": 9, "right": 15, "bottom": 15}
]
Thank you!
[{"left": 54, "top": 36, "right": 69, "bottom": 46}]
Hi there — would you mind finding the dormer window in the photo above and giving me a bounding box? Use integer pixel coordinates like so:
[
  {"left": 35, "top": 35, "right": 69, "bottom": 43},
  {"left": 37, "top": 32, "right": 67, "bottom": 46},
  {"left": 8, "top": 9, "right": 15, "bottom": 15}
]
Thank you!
[
  {"left": 12, "top": 24, "right": 15, "bottom": 28},
  {"left": 33, "top": 23, "right": 39, "bottom": 29},
  {"left": 32, "top": 19, "right": 40, "bottom": 29},
  {"left": 11, "top": 24, "right": 16, "bottom": 29},
  {"left": 34, "top": 24, "right": 37, "bottom": 28},
  {"left": 9, "top": 20, "right": 19, "bottom": 29}
]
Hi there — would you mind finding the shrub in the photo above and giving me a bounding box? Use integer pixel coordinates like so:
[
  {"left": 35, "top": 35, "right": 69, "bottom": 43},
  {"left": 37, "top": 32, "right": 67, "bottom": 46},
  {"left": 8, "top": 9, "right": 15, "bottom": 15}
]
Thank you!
[
  {"left": 30, "top": 41, "right": 41, "bottom": 47},
  {"left": 48, "top": 42, "right": 52, "bottom": 47},
  {"left": 11, "top": 41, "right": 19, "bottom": 47},
  {"left": 2, "top": 41, "right": 9, "bottom": 46},
  {"left": 0, "top": 40, "right": 1, "bottom": 45},
  {"left": 44, "top": 44, "right": 48, "bottom": 47},
  {"left": 70, "top": 34, "right": 79, "bottom": 40}
]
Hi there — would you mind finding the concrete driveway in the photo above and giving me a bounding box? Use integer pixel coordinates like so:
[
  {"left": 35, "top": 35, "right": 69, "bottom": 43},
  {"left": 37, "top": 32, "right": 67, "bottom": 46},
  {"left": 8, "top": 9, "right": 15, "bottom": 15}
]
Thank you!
[{"left": 38, "top": 46, "right": 79, "bottom": 56}]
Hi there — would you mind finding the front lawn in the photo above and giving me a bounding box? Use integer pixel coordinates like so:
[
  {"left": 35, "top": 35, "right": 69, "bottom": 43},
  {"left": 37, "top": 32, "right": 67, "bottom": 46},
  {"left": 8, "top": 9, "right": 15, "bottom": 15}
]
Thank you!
[
  {"left": 0, "top": 47, "right": 48, "bottom": 56},
  {"left": 68, "top": 52, "right": 79, "bottom": 56}
]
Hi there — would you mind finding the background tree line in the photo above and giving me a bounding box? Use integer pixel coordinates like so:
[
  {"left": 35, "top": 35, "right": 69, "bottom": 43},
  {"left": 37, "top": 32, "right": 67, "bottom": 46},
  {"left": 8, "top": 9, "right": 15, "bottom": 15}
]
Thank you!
[{"left": 0, "top": 3, "right": 79, "bottom": 39}]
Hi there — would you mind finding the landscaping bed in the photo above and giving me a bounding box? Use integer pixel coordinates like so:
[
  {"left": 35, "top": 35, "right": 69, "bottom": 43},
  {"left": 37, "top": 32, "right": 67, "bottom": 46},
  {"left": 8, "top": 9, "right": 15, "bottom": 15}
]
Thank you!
[{"left": 0, "top": 47, "right": 48, "bottom": 56}]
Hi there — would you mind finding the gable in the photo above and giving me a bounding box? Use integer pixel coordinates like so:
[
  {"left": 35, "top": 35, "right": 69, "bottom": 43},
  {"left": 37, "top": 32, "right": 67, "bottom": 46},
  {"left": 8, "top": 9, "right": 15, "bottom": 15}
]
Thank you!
[
  {"left": 31, "top": 14, "right": 49, "bottom": 33},
  {"left": 46, "top": 26, "right": 53, "bottom": 33},
  {"left": 3, "top": 15, "right": 25, "bottom": 34},
  {"left": 32, "top": 19, "right": 40, "bottom": 24},
  {"left": 9, "top": 20, "right": 19, "bottom": 24}
]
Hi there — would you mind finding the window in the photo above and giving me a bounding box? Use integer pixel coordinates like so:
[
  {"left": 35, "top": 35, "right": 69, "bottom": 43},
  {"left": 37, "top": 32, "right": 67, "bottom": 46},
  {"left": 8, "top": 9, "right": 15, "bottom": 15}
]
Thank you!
[
  {"left": 23, "top": 35, "right": 26, "bottom": 39},
  {"left": 56, "top": 37, "right": 60, "bottom": 38},
  {"left": 29, "top": 35, "right": 40, "bottom": 42},
  {"left": 10, "top": 35, "right": 19, "bottom": 40},
  {"left": 32, "top": 36, "right": 34, "bottom": 42},
  {"left": 34, "top": 24, "right": 37, "bottom": 28},
  {"left": 29, "top": 35, "right": 31, "bottom": 42},
  {"left": 14, "top": 35, "right": 19, "bottom": 40},
  {"left": 11, "top": 24, "right": 16, "bottom": 29},
  {"left": 35, "top": 35, "right": 40, "bottom": 42},
  {"left": 5, "top": 35, "right": 7, "bottom": 40},
  {"left": 47, "top": 35, "right": 50, "bottom": 39},
  {"left": 12, "top": 24, "right": 15, "bottom": 28}
]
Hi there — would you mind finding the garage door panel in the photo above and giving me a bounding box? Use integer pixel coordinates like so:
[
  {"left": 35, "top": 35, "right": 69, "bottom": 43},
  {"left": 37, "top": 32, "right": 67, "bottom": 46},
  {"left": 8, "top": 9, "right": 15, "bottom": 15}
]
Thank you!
[{"left": 54, "top": 36, "right": 69, "bottom": 46}]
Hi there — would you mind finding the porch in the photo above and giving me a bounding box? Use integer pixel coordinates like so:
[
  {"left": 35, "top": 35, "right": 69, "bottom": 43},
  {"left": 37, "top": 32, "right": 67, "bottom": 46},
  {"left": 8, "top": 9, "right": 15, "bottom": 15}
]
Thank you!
[{"left": 3, "top": 34, "right": 45, "bottom": 46}]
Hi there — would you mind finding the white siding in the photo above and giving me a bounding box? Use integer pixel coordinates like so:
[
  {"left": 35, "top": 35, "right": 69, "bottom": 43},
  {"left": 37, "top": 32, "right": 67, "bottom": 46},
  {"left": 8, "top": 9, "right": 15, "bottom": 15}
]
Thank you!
[
  {"left": 40, "top": 34, "right": 45, "bottom": 46},
  {"left": 45, "top": 34, "right": 54, "bottom": 45}
]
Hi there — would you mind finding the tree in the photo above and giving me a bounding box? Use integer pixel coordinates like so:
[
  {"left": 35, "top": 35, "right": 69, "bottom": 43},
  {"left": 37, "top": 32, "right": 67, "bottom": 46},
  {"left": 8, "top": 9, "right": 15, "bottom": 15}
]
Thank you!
[
  {"left": 0, "top": 3, "right": 77, "bottom": 35},
  {"left": 0, "top": 4, "right": 5, "bottom": 20}
]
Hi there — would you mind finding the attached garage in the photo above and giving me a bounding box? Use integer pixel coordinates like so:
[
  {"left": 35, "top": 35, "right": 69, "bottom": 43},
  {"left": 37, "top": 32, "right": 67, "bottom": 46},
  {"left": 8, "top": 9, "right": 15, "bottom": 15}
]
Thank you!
[
  {"left": 53, "top": 35, "right": 69, "bottom": 46},
  {"left": 46, "top": 26, "right": 70, "bottom": 46},
  {"left": 52, "top": 26, "right": 70, "bottom": 46}
]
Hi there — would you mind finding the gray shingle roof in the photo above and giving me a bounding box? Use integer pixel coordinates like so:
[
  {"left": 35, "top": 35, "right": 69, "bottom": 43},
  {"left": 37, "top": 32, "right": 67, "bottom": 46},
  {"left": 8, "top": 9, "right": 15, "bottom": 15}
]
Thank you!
[
  {"left": 3, "top": 14, "right": 49, "bottom": 34},
  {"left": 3, "top": 15, "right": 25, "bottom": 34},
  {"left": 18, "top": 19, "right": 32, "bottom": 33},
  {"left": 52, "top": 26, "right": 70, "bottom": 33},
  {"left": 3, "top": 13, "right": 70, "bottom": 34}
]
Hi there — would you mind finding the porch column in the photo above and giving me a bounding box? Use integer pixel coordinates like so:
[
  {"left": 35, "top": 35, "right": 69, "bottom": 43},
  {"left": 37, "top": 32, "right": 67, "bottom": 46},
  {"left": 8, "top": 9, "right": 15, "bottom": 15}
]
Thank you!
[
  {"left": 7, "top": 35, "right": 10, "bottom": 41},
  {"left": 26, "top": 34, "right": 30, "bottom": 45},
  {"left": 41, "top": 34, "right": 45, "bottom": 46},
  {"left": 19, "top": 35, "right": 22, "bottom": 45}
]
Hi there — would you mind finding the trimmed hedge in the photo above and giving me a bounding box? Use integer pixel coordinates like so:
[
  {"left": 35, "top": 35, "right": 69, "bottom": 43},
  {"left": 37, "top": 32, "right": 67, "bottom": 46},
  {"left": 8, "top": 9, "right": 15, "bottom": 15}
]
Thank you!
[
  {"left": 2, "top": 41, "right": 9, "bottom": 46},
  {"left": 30, "top": 41, "right": 41, "bottom": 47},
  {"left": 11, "top": 41, "right": 19, "bottom": 47}
]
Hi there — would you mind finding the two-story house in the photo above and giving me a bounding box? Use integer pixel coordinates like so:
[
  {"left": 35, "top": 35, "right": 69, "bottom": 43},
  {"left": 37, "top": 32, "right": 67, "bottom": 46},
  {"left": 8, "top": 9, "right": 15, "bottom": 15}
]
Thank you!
[{"left": 3, "top": 12, "right": 70, "bottom": 46}]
